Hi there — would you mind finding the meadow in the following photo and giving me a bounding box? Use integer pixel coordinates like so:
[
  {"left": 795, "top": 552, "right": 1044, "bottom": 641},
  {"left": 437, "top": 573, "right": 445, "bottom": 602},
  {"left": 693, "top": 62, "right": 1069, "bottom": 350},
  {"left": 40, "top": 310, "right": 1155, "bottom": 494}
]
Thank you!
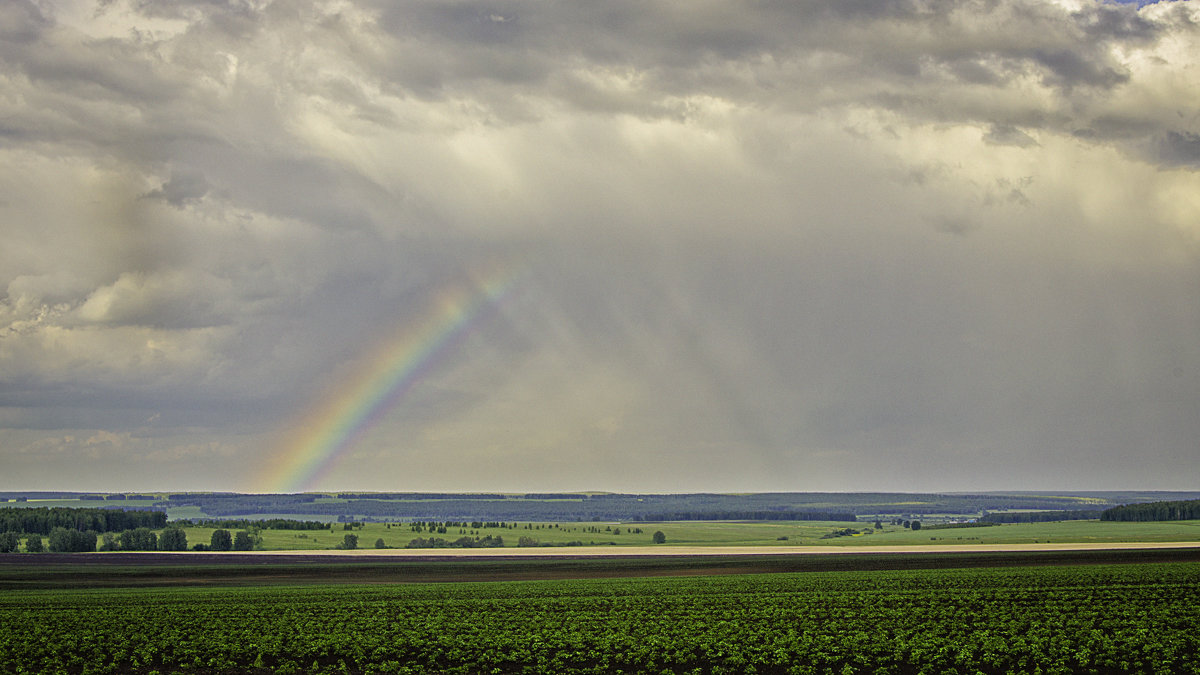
[
  {"left": 8, "top": 493, "right": 1200, "bottom": 553},
  {"left": 181, "top": 518, "right": 1200, "bottom": 552},
  {"left": 2, "top": 557, "right": 1197, "bottom": 674}
]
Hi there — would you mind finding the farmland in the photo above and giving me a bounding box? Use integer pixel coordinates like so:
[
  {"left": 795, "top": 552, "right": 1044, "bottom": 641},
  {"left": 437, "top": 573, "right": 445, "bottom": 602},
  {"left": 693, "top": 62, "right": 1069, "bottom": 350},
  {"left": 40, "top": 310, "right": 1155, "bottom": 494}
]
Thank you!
[
  {"left": 3, "top": 493, "right": 1199, "bottom": 673},
  {"left": 2, "top": 553, "right": 1198, "bottom": 674},
  {"left": 179, "top": 517, "right": 1200, "bottom": 551},
  {"left": 7, "top": 507, "right": 1200, "bottom": 553},
  {"left": 6, "top": 490, "right": 1200, "bottom": 554}
]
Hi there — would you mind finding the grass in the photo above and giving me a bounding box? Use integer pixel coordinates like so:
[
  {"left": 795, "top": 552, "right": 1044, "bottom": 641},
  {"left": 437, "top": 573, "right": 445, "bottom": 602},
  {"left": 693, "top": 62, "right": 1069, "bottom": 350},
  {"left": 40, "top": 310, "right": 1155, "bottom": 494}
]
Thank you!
[{"left": 162, "top": 518, "right": 1200, "bottom": 551}]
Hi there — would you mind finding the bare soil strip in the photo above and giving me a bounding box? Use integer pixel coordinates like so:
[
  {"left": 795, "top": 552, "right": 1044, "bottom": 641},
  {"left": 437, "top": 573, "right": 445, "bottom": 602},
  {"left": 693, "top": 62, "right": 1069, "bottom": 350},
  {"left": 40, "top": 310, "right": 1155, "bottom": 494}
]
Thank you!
[
  {"left": 171, "top": 540, "right": 1200, "bottom": 557},
  {"left": 5, "top": 545, "right": 1200, "bottom": 588}
]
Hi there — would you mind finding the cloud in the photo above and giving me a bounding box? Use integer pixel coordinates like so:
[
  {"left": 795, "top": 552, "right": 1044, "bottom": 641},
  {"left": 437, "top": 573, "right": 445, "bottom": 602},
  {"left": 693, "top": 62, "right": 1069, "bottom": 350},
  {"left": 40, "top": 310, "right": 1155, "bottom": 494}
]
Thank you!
[
  {"left": 0, "top": 1, "right": 49, "bottom": 44},
  {"left": 0, "top": 425, "right": 251, "bottom": 489},
  {"left": 1, "top": 0, "right": 1199, "bottom": 491},
  {"left": 145, "top": 169, "right": 210, "bottom": 205},
  {"left": 1154, "top": 130, "right": 1200, "bottom": 167},
  {"left": 984, "top": 124, "right": 1040, "bottom": 148}
]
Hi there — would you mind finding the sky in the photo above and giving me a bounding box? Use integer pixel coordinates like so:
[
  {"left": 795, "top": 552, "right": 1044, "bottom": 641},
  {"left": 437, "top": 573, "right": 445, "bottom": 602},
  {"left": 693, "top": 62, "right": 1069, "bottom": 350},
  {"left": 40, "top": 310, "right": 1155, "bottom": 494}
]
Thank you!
[{"left": 1, "top": 0, "right": 1198, "bottom": 494}]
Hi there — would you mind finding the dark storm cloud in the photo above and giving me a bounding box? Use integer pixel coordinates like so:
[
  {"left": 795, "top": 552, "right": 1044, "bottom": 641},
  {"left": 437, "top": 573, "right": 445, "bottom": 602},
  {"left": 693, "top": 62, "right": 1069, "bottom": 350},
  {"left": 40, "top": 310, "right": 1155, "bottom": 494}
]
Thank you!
[
  {"left": 983, "top": 124, "right": 1039, "bottom": 147},
  {"left": 1, "top": 0, "right": 1198, "bottom": 491},
  {"left": 356, "top": 0, "right": 1192, "bottom": 165},
  {"left": 1155, "top": 131, "right": 1200, "bottom": 167},
  {"left": 0, "top": 1, "right": 50, "bottom": 43}
]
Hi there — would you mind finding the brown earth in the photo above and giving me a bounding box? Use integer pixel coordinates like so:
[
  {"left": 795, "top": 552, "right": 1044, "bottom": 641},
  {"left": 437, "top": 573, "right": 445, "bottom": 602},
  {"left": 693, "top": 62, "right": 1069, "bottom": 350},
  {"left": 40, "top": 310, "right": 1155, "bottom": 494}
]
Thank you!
[
  {"left": 207, "top": 541, "right": 1200, "bottom": 557},
  {"left": 4, "top": 542, "right": 1199, "bottom": 588}
]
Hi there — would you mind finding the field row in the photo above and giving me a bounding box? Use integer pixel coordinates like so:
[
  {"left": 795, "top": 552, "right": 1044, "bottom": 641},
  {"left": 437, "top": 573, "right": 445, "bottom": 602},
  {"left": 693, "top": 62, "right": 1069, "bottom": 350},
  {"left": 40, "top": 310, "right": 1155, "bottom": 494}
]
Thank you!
[{"left": 2, "top": 561, "right": 1198, "bottom": 674}]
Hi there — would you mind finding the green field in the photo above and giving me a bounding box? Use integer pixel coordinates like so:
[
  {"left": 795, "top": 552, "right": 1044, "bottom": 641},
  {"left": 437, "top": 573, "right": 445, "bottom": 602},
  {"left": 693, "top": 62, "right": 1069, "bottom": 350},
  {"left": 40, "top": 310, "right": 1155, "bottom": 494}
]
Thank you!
[
  {"left": 6, "top": 515, "right": 1199, "bottom": 553},
  {"left": 7, "top": 496, "right": 1199, "bottom": 673},
  {"left": 2, "top": 558, "right": 1197, "bottom": 674},
  {"left": 167, "top": 518, "right": 1200, "bottom": 552}
]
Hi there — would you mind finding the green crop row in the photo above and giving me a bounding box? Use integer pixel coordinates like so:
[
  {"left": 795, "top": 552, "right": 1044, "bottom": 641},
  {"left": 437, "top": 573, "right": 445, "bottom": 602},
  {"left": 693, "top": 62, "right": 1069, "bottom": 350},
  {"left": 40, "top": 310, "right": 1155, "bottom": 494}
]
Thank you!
[{"left": 1, "top": 562, "right": 1198, "bottom": 674}]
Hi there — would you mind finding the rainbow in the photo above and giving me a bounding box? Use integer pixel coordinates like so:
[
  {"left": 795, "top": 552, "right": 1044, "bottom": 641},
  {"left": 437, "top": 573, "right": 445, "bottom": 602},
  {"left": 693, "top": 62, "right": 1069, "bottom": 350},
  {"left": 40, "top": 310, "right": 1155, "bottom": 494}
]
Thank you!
[{"left": 258, "top": 265, "right": 521, "bottom": 493}]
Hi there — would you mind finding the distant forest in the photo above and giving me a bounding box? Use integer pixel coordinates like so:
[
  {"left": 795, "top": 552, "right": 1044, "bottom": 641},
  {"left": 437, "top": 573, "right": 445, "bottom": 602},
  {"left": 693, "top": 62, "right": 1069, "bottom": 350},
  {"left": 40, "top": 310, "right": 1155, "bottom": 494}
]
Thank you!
[
  {"left": 166, "top": 493, "right": 860, "bottom": 522},
  {"left": 980, "top": 510, "right": 1100, "bottom": 523},
  {"left": 5, "top": 491, "right": 1200, "bottom": 525},
  {"left": 155, "top": 491, "right": 1142, "bottom": 521},
  {"left": 1100, "top": 499, "right": 1200, "bottom": 522},
  {"left": 0, "top": 507, "right": 166, "bottom": 535}
]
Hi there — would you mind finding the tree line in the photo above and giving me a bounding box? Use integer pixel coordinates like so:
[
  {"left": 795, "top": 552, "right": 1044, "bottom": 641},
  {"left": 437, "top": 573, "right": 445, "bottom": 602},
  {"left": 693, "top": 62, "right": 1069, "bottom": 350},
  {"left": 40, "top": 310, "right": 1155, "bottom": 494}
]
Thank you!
[
  {"left": 404, "top": 535, "right": 505, "bottom": 549},
  {"left": 199, "top": 529, "right": 258, "bottom": 551},
  {"left": 337, "top": 493, "right": 508, "bottom": 500},
  {"left": 981, "top": 510, "right": 1099, "bottom": 523},
  {"left": 629, "top": 511, "right": 856, "bottom": 522},
  {"left": 1100, "top": 499, "right": 1200, "bottom": 522},
  {"left": 183, "top": 518, "right": 330, "bottom": 531},
  {"left": 185, "top": 497, "right": 859, "bottom": 521},
  {"left": 97, "top": 527, "right": 189, "bottom": 551},
  {"left": 0, "top": 507, "right": 167, "bottom": 535},
  {"left": 0, "top": 526, "right": 190, "bottom": 553},
  {"left": 164, "top": 491, "right": 1131, "bottom": 520}
]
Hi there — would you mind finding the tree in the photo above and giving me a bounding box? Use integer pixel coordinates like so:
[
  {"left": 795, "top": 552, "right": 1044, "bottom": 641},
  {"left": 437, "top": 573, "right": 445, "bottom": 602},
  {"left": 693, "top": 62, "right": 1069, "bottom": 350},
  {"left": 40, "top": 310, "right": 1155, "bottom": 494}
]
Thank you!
[
  {"left": 48, "top": 527, "right": 97, "bottom": 552},
  {"left": 99, "top": 533, "right": 118, "bottom": 551},
  {"left": 210, "top": 529, "right": 233, "bottom": 551},
  {"left": 910, "top": 520, "right": 922, "bottom": 531},
  {"left": 119, "top": 527, "right": 157, "bottom": 551},
  {"left": 159, "top": 527, "right": 188, "bottom": 551},
  {"left": 652, "top": 531, "right": 666, "bottom": 544},
  {"left": 233, "top": 531, "right": 256, "bottom": 551},
  {"left": 874, "top": 520, "right": 883, "bottom": 530},
  {"left": 47, "top": 528, "right": 71, "bottom": 552},
  {"left": 25, "top": 536, "right": 44, "bottom": 553},
  {"left": 0, "top": 532, "right": 19, "bottom": 553},
  {"left": 341, "top": 533, "right": 358, "bottom": 550},
  {"left": 374, "top": 538, "right": 386, "bottom": 549}
]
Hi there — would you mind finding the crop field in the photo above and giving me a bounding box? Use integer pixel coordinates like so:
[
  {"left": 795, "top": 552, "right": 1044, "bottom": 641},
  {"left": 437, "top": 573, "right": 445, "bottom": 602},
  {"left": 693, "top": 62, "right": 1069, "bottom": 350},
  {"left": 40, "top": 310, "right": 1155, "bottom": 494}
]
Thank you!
[
  {"left": 2, "top": 554, "right": 1198, "bottom": 674},
  {"left": 849, "top": 518, "right": 1200, "bottom": 546}
]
